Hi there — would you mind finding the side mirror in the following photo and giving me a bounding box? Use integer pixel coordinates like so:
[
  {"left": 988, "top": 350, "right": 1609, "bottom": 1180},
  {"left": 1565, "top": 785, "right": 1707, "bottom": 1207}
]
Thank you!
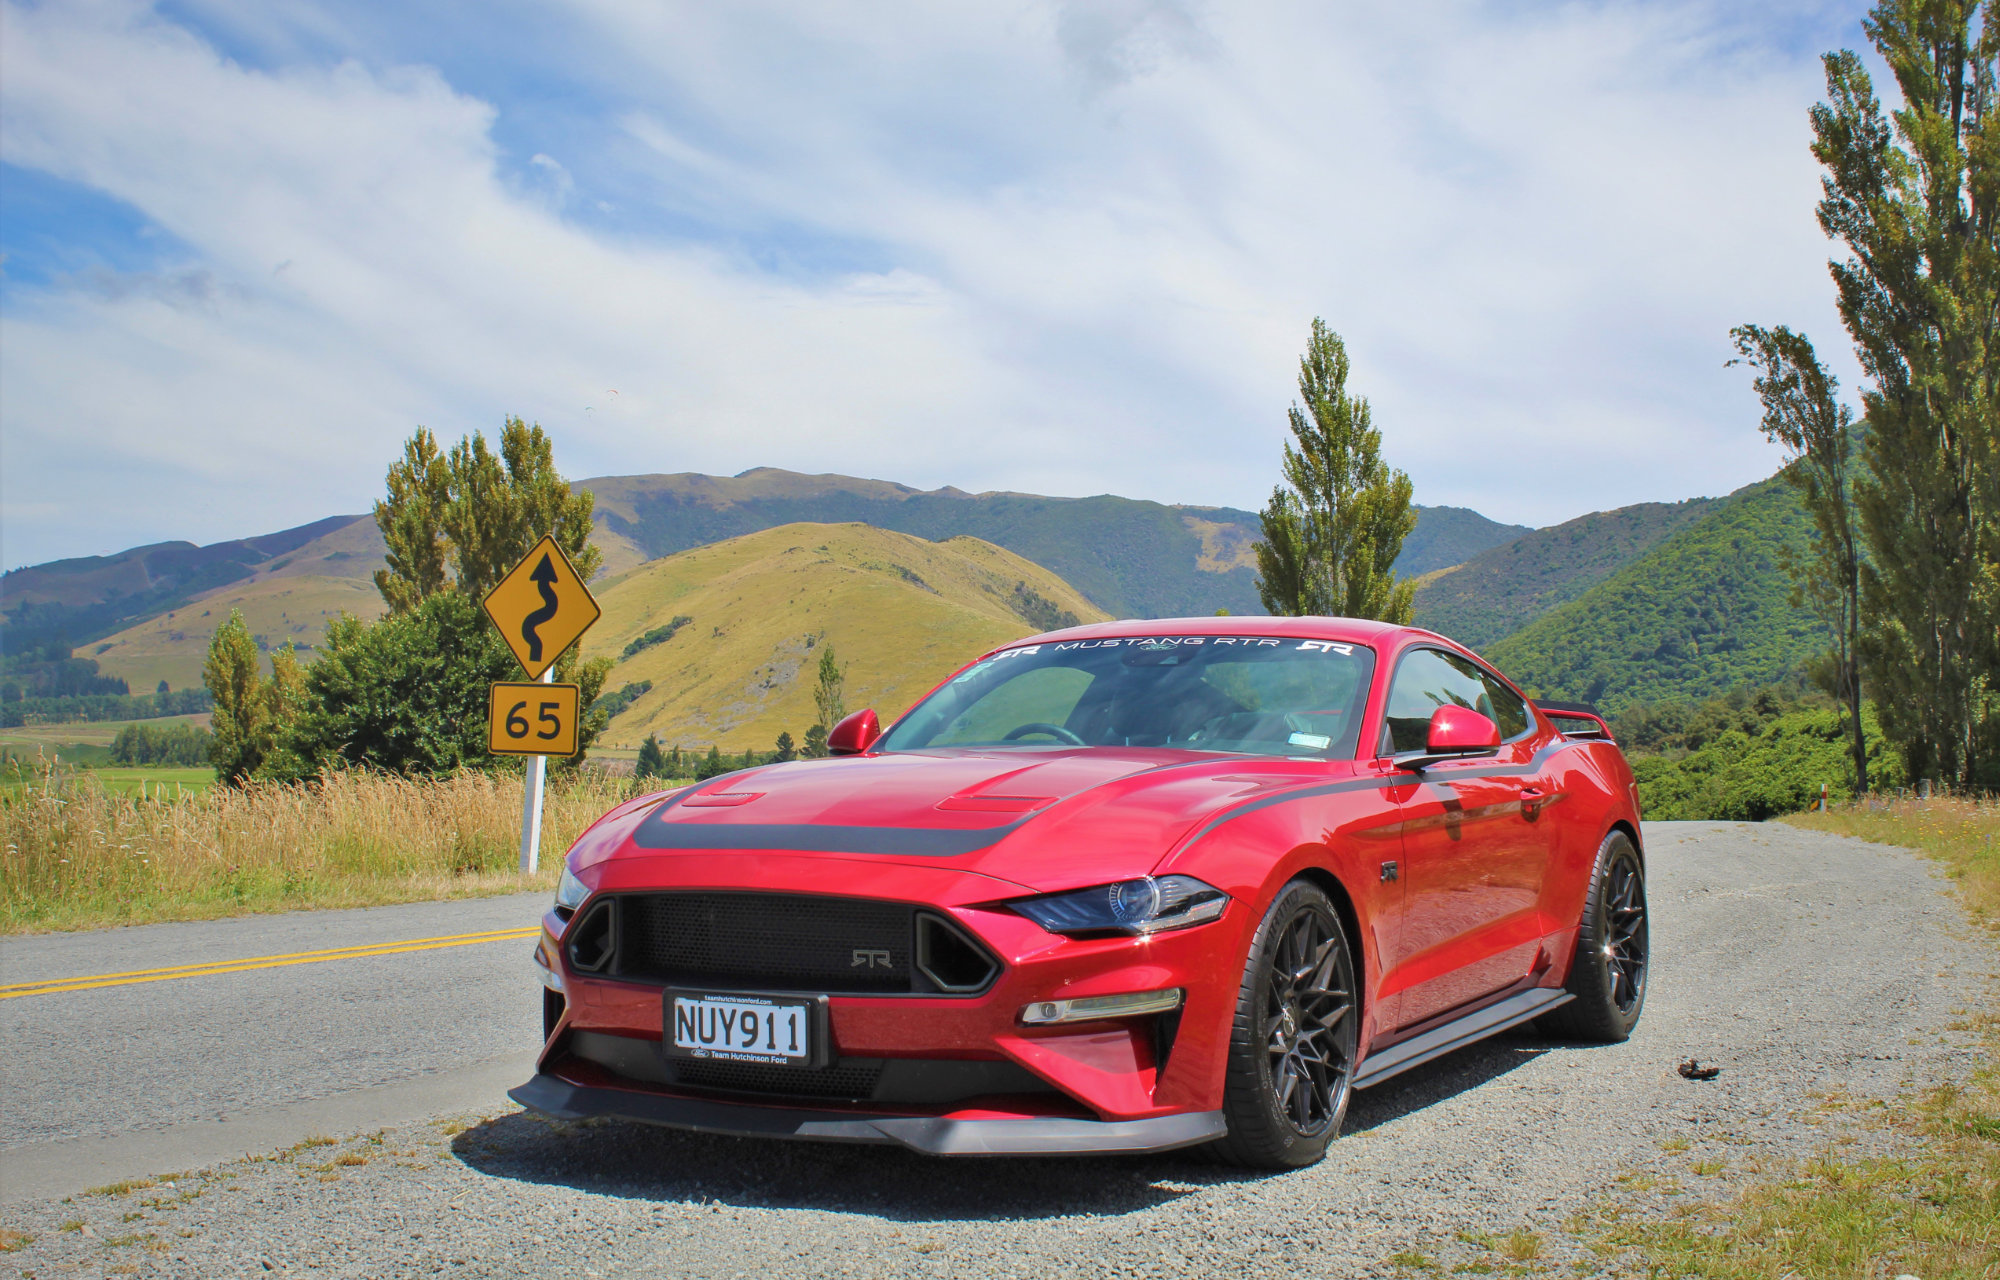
[
  {"left": 1425, "top": 705, "right": 1500, "bottom": 755},
  {"left": 827, "top": 708, "right": 882, "bottom": 756}
]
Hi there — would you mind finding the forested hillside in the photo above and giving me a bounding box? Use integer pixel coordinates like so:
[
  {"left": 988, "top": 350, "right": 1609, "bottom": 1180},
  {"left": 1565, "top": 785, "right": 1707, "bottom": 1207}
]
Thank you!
[
  {"left": 1414, "top": 497, "right": 1721, "bottom": 649},
  {"left": 1487, "top": 475, "right": 1821, "bottom": 712}
]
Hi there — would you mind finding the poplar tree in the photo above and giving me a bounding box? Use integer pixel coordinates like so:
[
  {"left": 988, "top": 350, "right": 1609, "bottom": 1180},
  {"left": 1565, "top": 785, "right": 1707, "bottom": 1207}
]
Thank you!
[
  {"left": 1729, "top": 325, "right": 1870, "bottom": 792},
  {"left": 810, "top": 645, "right": 846, "bottom": 742},
  {"left": 1255, "top": 319, "right": 1417, "bottom": 622},
  {"left": 1813, "top": 1, "right": 1999, "bottom": 787},
  {"left": 373, "top": 428, "right": 451, "bottom": 615},
  {"left": 373, "top": 417, "right": 601, "bottom": 609},
  {"left": 202, "top": 613, "right": 306, "bottom": 785}
]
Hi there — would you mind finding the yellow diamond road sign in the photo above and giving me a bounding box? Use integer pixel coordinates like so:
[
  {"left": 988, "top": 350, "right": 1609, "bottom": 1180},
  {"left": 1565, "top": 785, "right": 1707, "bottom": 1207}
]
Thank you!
[{"left": 482, "top": 534, "right": 601, "bottom": 680}]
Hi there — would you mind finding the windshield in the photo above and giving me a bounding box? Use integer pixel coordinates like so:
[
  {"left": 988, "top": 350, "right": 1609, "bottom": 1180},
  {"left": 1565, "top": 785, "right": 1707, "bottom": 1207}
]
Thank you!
[{"left": 880, "top": 635, "right": 1377, "bottom": 758}]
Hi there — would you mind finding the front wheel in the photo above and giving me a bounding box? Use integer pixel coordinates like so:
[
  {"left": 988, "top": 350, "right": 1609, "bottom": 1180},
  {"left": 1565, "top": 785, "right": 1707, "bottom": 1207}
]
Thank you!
[
  {"left": 1539, "top": 829, "right": 1648, "bottom": 1042},
  {"left": 1209, "top": 880, "right": 1359, "bottom": 1169}
]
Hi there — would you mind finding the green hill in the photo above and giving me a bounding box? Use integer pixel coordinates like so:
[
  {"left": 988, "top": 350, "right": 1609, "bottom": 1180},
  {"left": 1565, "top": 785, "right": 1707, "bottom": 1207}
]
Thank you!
[
  {"left": 1414, "top": 497, "right": 1721, "bottom": 650},
  {"left": 583, "top": 522, "right": 1110, "bottom": 753},
  {"left": 1396, "top": 506, "right": 1532, "bottom": 578},
  {"left": 1485, "top": 475, "right": 1823, "bottom": 712}
]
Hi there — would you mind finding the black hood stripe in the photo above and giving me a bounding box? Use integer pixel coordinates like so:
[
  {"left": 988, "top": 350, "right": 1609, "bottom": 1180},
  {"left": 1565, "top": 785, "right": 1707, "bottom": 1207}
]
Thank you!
[
  {"left": 629, "top": 818, "right": 1036, "bottom": 857},
  {"left": 626, "top": 740, "right": 1577, "bottom": 859}
]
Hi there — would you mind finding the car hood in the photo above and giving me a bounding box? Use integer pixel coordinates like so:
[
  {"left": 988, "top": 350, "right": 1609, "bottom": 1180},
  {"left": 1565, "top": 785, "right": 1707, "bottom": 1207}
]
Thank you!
[{"left": 582, "top": 748, "right": 1348, "bottom": 894}]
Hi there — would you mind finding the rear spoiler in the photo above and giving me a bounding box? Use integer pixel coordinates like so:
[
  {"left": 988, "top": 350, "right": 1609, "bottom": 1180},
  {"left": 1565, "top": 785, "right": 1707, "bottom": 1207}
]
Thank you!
[{"left": 1536, "top": 700, "right": 1613, "bottom": 741}]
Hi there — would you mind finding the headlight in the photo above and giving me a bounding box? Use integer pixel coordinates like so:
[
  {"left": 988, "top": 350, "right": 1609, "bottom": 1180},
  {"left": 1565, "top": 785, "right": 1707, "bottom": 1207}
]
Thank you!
[
  {"left": 1010, "top": 875, "right": 1228, "bottom": 936},
  {"left": 554, "top": 862, "right": 590, "bottom": 916}
]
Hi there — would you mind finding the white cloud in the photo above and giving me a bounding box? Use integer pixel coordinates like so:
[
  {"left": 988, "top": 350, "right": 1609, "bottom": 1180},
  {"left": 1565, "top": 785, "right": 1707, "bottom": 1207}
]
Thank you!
[{"left": 1, "top": 0, "right": 1856, "bottom": 568}]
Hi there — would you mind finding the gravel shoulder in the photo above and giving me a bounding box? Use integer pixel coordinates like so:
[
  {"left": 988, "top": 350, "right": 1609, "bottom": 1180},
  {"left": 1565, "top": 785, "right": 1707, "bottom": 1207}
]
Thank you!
[{"left": 2, "top": 821, "right": 1991, "bottom": 1278}]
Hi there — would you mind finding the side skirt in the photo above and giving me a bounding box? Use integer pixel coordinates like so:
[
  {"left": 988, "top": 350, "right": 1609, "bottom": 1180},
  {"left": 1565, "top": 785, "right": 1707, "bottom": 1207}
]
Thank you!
[{"left": 1352, "top": 988, "right": 1573, "bottom": 1090}]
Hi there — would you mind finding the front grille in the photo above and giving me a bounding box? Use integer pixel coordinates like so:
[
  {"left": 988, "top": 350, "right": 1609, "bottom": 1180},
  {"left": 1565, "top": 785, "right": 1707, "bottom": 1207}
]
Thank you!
[
  {"left": 614, "top": 892, "right": 918, "bottom": 993},
  {"left": 670, "top": 1057, "right": 885, "bottom": 1100}
]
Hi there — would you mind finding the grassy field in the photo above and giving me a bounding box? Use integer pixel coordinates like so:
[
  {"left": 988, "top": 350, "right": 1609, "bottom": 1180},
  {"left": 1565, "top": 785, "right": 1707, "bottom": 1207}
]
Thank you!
[
  {"left": 0, "top": 765, "right": 647, "bottom": 933},
  {"left": 0, "top": 712, "right": 212, "bottom": 753},
  {"left": 1593, "top": 795, "right": 2000, "bottom": 1277}
]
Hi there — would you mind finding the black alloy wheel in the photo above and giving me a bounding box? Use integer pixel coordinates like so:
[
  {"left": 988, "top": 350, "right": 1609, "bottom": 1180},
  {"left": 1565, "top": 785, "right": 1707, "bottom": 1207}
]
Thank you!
[
  {"left": 1211, "top": 880, "right": 1359, "bottom": 1169},
  {"left": 1539, "top": 829, "right": 1649, "bottom": 1043}
]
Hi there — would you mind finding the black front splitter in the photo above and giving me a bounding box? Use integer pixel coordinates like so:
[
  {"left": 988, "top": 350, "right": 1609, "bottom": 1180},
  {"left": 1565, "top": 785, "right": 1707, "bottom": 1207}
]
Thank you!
[{"left": 509, "top": 1073, "right": 1226, "bottom": 1157}]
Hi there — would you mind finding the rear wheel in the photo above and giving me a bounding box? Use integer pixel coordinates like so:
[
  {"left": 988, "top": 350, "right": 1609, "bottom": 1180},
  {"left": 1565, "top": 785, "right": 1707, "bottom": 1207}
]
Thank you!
[
  {"left": 1538, "top": 830, "right": 1648, "bottom": 1042},
  {"left": 1209, "top": 881, "right": 1358, "bottom": 1169}
]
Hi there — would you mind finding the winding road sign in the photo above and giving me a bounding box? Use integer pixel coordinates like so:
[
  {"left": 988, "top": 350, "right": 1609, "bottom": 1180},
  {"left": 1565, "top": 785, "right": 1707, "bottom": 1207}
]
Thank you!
[{"left": 481, "top": 534, "right": 601, "bottom": 680}]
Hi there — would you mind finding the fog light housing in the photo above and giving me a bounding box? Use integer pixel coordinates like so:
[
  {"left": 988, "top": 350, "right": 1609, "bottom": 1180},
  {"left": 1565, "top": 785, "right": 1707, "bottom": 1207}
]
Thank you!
[
  {"left": 1019, "top": 988, "right": 1182, "bottom": 1025},
  {"left": 532, "top": 940, "right": 565, "bottom": 993}
]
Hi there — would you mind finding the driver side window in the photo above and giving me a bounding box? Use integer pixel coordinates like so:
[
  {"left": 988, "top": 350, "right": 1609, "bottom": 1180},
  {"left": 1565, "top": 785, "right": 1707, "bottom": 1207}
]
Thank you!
[
  {"left": 1381, "top": 648, "right": 1526, "bottom": 753},
  {"left": 928, "top": 666, "right": 1094, "bottom": 745}
]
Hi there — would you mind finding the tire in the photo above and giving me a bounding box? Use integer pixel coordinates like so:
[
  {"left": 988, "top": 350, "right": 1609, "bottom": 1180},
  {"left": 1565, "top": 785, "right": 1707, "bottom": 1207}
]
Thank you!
[
  {"left": 1538, "top": 829, "right": 1648, "bottom": 1042},
  {"left": 1208, "top": 880, "right": 1359, "bottom": 1169}
]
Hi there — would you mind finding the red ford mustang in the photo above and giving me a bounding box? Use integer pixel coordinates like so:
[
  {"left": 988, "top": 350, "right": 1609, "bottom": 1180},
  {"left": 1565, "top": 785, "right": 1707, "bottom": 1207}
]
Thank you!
[{"left": 514, "top": 616, "right": 1648, "bottom": 1168}]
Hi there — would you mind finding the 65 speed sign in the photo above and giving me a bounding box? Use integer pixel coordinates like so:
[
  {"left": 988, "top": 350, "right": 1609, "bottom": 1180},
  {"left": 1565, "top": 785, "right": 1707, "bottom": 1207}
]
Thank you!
[{"left": 488, "top": 682, "right": 582, "bottom": 757}]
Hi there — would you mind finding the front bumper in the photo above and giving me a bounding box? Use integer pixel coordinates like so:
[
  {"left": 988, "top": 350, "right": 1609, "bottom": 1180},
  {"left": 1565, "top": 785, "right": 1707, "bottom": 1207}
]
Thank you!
[{"left": 511, "top": 1071, "right": 1225, "bottom": 1156}]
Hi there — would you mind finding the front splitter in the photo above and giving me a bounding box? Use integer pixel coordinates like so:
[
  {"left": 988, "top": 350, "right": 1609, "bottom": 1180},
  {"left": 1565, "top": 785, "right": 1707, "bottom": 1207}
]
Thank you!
[{"left": 509, "top": 1072, "right": 1225, "bottom": 1157}]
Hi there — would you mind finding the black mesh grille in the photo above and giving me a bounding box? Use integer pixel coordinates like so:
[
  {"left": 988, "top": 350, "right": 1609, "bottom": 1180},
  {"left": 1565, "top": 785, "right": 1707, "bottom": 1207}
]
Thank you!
[
  {"left": 616, "top": 892, "right": 916, "bottom": 993},
  {"left": 671, "top": 1057, "right": 885, "bottom": 1100}
]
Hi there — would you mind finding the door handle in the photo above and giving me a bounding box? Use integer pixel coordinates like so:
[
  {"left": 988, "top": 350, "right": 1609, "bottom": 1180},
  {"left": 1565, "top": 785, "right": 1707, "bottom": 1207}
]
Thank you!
[{"left": 1519, "top": 786, "right": 1553, "bottom": 818}]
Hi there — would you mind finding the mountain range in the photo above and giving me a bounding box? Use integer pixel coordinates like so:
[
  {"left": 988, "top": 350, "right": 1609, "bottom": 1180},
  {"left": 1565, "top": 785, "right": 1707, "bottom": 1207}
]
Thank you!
[{"left": 2, "top": 464, "right": 1822, "bottom": 739}]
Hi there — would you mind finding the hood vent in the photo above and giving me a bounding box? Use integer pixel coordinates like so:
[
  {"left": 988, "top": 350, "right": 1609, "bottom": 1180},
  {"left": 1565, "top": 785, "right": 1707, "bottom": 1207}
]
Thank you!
[{"left": 934, "top": 794, "right": 1054, "bottom": 814}]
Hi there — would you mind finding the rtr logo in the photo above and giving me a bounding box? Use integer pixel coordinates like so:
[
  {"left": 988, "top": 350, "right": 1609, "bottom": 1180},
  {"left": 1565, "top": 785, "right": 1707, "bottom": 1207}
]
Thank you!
[
  {"left": 1297, "top": 640, "right": 1355, "bottom": 655},
  {"left": 851, "top": 949, "right": 892, "bottom": 969}
]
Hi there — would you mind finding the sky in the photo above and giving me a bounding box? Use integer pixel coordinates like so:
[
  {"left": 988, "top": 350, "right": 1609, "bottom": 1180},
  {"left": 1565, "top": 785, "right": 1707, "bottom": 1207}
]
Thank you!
[{"left": 0, "top": 0, "right": 1872, "bottom": 570}]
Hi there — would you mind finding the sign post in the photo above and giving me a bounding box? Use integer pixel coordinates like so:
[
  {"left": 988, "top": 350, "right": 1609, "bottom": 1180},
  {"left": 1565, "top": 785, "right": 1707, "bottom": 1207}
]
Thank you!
[{"left": 482, "top": 535, "right": 601, "bottom": 875}]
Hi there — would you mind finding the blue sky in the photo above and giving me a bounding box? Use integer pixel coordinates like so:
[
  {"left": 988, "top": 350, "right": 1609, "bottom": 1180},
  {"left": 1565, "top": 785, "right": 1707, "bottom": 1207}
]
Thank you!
[{"left": 1, "top": 0, "right": 1869, "bottom": 569}]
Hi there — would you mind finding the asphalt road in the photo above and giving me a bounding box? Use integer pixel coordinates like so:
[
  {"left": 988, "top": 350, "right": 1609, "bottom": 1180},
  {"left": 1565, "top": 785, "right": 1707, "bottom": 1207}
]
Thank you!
[{"left": 0, "top": 821, "right": 1991, "bottom": 1278}]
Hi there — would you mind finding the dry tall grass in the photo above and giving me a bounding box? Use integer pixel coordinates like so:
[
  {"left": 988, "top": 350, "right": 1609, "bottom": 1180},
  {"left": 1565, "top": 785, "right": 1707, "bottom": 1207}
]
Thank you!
[{"left": 0, "top": 765, "right": 650, "bottom": 933}]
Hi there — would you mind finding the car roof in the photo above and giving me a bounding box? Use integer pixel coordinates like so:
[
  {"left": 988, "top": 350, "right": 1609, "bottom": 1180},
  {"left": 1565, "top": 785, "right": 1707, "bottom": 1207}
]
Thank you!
[{"left": 1009, "top": 615, "right": 1423, "bottom": 648}]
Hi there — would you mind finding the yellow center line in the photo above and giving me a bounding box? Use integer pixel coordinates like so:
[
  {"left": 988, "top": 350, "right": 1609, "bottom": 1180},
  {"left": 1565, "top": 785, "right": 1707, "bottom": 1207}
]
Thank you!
[{"left": 1, "top": 926, "right": 542, "bottom": 1000}]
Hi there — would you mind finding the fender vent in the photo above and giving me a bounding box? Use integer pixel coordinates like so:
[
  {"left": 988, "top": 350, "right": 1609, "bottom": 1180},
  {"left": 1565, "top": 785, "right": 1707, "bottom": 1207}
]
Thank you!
[
  {"left": 915, "top": 913, "right": 1000, "bottom": 993},
  {"left": 567, "top": 899, "right": 616, "bottom": 973}
]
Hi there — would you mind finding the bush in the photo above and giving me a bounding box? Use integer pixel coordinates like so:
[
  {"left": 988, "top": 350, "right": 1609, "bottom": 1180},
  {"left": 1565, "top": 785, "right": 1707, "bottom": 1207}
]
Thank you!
[
  {"left": 273, "top": 591, "right": 609, "bottom": 779},
  {"left": 1632, "top": 705, "right": 1904, "bottom": 820}
]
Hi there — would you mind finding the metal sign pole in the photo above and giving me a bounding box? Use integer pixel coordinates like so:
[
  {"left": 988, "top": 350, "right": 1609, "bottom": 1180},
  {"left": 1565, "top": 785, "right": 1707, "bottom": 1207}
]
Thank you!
[{"left": 520, "top": 666, "right": 554, "bottom": 874}]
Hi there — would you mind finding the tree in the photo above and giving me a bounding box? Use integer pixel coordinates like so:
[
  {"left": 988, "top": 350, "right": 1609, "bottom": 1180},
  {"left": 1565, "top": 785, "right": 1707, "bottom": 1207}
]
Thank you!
[
  {"left": 809, "top": 644, "right": 846, "bottom": 749},
  {"left": 803, "top": 724, "right": 828, "bottom": 758},
  {"left": 203, "top": 613, "right": 303, "bottom": 785},
  {"left": 636, "top": 733, "right": 666, "bottom": 780},
  {"left": 773, "top": 730, "right": 798, "bottom": 762},
  {"left": 373, "top": 427, "right": 453, "bottom": 615},
  {"left": 1729, "top": 325, "right": 1870, "bottom": 793},
  {"left": 372, "top": 417, "right": 602, "bottom": 609},
  {"left": 696, "top": 744, "right": 727, "bottom": 780},
  {"left": 1811, "top": 1, "right": 2000, "bottom": 787},
  {"left": 1255, "top": 318, "right": 1417, "bottom": 621}
]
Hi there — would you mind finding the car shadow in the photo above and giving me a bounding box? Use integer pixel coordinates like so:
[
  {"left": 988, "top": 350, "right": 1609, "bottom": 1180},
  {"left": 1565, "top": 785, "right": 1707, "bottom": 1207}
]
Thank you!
[
  {"left": 1344, "top": 1029, "right": 1557, "bottom": 1134},
  {"left": 450, "top": 1111, "right": 1212, "bottom": 1221},
  {"left": 453, "top": 1029, "right": 1570, "bottom": 1217}
]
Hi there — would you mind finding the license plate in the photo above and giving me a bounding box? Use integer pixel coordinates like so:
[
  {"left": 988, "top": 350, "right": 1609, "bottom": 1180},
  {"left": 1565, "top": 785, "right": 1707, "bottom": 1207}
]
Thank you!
[{"left": 663, "top": 990, "right": 825, "bottom": 1067}]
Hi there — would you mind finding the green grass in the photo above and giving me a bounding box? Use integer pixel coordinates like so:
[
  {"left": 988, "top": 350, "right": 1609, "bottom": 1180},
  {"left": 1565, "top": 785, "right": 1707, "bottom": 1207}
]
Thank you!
[{"left": 79, "top": 767, "right": 216, "bottom": 797}]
